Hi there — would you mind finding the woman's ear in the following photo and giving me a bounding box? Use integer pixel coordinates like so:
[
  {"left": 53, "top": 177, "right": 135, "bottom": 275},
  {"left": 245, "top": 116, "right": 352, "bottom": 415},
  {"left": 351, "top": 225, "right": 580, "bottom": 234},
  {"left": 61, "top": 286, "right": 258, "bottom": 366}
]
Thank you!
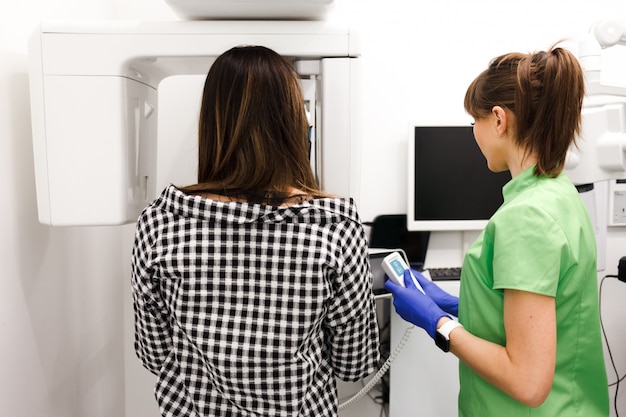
[{"left": 491, "top": 106, "right": 508, "bottom": 137}]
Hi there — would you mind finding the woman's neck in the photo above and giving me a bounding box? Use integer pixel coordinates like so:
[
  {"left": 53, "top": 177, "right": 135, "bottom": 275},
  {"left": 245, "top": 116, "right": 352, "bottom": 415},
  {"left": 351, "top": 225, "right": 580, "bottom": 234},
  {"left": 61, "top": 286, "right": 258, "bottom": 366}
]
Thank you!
[
  {"left": 507, "top": 146, "right": 538, "bottom": 178},
  {"left": 199, "top": 187, "right": 312, "bottom": 206}
]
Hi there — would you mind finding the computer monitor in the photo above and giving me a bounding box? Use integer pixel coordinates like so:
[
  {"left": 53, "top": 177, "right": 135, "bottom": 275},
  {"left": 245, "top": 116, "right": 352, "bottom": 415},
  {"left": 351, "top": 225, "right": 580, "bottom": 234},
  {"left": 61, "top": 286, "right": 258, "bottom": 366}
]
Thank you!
[{"left": 407, "top": 124, "right": 511, "bottom": 232}]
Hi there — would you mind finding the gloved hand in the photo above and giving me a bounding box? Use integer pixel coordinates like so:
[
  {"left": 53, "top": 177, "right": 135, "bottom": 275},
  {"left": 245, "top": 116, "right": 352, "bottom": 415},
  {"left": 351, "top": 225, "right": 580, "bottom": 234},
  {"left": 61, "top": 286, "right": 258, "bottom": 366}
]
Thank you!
[
  {"left": 385, "top": 269, "right": 450, "bottom": 338},
  {"left": 411, "top": 269, "right": 459, "bottom": 316}
]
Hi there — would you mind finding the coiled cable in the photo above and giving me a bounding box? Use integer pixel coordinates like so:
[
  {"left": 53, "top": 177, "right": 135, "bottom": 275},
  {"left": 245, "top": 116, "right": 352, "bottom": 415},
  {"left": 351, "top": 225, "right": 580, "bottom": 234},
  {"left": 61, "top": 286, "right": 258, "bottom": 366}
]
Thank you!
[{"left": 338, "top": 325, "right": 414, "bottom": 410}]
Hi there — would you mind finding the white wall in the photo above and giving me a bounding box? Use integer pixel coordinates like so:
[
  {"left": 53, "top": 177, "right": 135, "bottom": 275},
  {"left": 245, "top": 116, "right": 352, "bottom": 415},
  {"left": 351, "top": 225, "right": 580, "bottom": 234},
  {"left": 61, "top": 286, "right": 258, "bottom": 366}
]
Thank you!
[
  {"left": 0, "top": 2, "right": 172, "bottom": 416},
  {"left": 1, "top": 1, "right": 625, "bottom": 416}
]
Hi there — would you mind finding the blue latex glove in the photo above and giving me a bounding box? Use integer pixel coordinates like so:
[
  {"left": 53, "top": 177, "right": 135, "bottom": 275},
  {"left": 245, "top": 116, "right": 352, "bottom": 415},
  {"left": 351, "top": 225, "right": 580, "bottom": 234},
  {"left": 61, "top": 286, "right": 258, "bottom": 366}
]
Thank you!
[
  {"left": 385, "top": 269, "right": 450, "bottom": 338},
  {"left": 411, "top": 269, "right": 459, "bottom": 316}
]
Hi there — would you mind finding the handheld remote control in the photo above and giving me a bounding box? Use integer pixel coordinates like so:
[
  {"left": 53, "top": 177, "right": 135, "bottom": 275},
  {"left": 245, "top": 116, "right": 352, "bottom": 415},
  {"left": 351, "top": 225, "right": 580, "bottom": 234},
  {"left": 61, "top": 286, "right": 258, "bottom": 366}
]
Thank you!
[{"left": 382, "top": 252, "right": 425, "bottom": 294}]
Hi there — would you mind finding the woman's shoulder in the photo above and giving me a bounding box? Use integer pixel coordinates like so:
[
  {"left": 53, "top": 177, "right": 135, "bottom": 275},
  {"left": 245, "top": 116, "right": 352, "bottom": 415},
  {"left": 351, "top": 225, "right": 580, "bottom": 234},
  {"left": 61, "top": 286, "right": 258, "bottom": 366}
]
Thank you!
[
  {"left": 141, "top": 185, "right": 363, "bottom": 226},
  {"left": 306, "top": 196, "right": 362, "bottom": 223}
]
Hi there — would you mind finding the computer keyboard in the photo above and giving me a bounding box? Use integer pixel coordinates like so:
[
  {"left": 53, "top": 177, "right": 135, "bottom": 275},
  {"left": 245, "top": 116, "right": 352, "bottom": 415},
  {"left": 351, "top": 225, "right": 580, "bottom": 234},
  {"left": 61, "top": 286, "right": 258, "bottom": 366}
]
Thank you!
[{"left": 426, "top": 267, "right": 462, "bottom": 281}]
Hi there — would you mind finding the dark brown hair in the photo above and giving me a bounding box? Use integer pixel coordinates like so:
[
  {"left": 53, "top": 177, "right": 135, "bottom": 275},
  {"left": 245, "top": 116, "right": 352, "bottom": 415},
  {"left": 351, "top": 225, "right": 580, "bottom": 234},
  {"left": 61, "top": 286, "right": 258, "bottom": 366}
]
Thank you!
[
  {"left": 180, "top": 45, "right": 328, "bottom": 199},
  {"left": 464, "top": 45, "right": 585, "bottom": 177}
]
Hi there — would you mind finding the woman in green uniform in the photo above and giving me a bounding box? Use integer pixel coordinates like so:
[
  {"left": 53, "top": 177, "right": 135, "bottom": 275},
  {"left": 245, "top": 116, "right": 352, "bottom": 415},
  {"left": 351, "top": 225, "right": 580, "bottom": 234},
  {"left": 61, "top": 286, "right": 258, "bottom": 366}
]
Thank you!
[{"left": 385, "top": 45, "right": 610, "bottom": 416}]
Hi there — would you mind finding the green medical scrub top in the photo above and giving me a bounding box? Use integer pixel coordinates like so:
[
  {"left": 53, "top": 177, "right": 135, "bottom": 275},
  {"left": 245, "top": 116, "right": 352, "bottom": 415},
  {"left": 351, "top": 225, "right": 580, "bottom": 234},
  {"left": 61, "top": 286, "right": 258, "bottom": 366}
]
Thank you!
[{"left": 458, "top": 166, "right": 609, "bottom": 417}]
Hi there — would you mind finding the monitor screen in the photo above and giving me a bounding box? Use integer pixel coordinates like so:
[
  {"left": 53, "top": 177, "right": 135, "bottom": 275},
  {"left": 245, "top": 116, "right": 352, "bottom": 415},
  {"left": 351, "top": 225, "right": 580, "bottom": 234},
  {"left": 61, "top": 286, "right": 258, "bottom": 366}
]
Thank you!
[{"left": 407, "top": 125, "right": 511, "bottom": 231}]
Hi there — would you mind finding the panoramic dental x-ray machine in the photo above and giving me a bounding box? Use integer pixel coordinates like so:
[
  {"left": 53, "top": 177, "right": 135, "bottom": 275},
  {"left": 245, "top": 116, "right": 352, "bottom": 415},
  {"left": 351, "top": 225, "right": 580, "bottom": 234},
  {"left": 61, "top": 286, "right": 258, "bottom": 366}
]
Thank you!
[
  {"left": 564, "top": 18, "right": 626, "bottom": 270},
  {"left": 566, "top": 18, "right": 626, "bottom": 185},
  {"left": 28, "top": 17, "right": 361, "bottom": 226}
]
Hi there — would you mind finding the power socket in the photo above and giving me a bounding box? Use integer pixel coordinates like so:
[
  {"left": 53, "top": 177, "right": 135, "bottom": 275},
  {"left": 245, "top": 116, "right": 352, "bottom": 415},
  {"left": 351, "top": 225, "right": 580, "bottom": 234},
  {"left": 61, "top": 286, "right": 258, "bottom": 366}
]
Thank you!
[{"left": 609, "top": 179, "right": 626, "bottom": 226}]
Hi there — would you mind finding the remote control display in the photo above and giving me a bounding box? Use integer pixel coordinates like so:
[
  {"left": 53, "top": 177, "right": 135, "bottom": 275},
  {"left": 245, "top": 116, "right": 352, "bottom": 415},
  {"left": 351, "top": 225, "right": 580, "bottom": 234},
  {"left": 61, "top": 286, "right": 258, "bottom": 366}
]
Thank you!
[{"left": 381, "top": 252, "right": 425, "bottom": 293}]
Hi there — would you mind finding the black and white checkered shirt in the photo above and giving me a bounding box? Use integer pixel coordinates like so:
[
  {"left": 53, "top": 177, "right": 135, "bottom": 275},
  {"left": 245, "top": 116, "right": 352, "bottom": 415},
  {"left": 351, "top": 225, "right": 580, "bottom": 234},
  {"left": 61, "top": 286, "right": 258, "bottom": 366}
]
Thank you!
[{"left": 131, "top": 185, "right": 380, "bottom": 417}]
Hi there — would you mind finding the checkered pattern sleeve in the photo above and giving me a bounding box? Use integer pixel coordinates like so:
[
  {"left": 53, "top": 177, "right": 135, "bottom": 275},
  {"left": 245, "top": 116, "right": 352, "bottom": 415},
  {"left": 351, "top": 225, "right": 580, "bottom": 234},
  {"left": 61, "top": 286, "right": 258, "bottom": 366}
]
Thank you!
[
  {"left": 131, "top": 207, "right": 173, "bottom": 374},
  {"left": 323, "top": 215, "right": 381, "bottom": 382},
  {"left": 131, "top": 185, "right": 380, "bottom": 417}
]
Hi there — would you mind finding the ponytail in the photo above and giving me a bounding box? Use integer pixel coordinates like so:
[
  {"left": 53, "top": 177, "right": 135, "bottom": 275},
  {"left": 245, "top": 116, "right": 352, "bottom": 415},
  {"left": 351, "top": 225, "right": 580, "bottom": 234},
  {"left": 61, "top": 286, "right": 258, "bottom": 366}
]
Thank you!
[
  {"left": 516, "top": 46, "right": 585, "bottom": 176},
  {"left": 464, "top": 44, "right": 585, "bottom": 177}
]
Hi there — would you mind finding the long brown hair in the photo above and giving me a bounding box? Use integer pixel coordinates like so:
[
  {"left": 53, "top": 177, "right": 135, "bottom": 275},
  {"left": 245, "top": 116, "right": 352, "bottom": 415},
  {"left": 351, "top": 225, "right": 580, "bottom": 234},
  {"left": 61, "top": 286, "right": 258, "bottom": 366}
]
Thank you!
[
  {"left": 464, "top": 45, "right": 585, "bottom": 177},
  {"left": 180, "top": 45, "right": 328, "bottom": 199}
]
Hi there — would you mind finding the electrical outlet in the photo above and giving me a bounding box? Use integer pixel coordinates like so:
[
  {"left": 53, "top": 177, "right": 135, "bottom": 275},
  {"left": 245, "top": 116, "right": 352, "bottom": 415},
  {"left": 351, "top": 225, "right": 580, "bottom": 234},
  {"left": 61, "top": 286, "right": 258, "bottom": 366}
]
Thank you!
[{"left": 609, "top": 179, "right": 626, "bottom": 226}]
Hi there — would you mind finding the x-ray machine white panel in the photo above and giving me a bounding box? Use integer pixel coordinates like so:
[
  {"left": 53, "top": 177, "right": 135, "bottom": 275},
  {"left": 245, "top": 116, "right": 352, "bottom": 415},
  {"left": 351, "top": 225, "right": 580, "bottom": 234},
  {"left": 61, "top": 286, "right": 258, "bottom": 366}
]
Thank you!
[{"left": 28, "top": 20, "right": 361, "bottom": 226}]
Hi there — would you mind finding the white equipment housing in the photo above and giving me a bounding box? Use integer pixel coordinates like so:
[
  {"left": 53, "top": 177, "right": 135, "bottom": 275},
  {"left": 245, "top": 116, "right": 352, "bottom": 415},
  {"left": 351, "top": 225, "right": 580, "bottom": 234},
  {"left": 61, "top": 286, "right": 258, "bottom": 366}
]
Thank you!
[
  {"left": 28, "top": 21, "right": 361, "bottom": 226},
  {"left": 164, "top": 0, "right": 333, "bottom": 20},
  {"left": 565, "top": 18, "right": 626, "bottom": 185}
]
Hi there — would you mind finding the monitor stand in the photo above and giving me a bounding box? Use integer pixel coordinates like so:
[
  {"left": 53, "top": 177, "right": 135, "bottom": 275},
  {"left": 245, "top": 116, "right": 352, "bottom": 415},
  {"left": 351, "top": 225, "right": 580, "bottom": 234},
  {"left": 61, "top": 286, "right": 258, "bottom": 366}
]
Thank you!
[{"left": 423, "top": 230, "right": 481, "bottom": 269}]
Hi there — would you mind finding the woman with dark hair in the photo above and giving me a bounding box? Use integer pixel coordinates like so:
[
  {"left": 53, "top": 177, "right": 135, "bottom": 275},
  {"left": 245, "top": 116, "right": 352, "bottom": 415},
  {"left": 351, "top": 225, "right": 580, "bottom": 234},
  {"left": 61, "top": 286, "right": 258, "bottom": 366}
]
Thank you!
[
  {"left": 131, "top": 45, "right": 380, "bottom": 417},
  {"left": 386, "top": 45, "right": 609, "bottom": 416}
]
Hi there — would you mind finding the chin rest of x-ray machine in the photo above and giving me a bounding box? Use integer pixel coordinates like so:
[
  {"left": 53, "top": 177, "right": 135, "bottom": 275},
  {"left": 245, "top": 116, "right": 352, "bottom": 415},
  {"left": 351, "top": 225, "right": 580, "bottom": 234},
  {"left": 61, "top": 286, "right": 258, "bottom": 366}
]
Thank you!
[{"left": 28, "top": 19, "right": 361, "bottom": 226}]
